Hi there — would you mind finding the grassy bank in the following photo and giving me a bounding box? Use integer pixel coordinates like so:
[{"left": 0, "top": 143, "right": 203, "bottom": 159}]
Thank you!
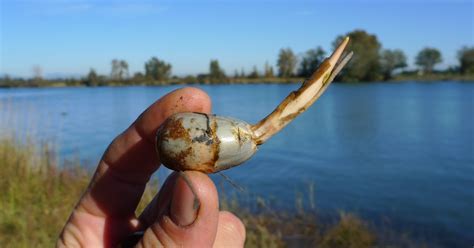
[
  {"left": 0, "top": 77, "right": 305, "bottom": 88},
  {"left": 0, "top": 136, "right": 424, "bottom": 247},
  {"left": 0, "top": 137, "right": 89, "bottom": 246},
  {"left": 392, "top": 72, "right": 474, "bottom": 82}
]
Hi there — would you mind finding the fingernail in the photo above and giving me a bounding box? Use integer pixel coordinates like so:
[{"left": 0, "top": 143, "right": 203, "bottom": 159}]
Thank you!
[{"left": 170, "top": 171, "right": 200, "bottom": 226}]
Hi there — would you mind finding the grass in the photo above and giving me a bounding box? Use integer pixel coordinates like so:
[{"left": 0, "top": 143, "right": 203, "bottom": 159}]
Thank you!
[
  {"left": 0, "top": 137, "right": 89, "bottom": 247},
  {"left": 220, "top": 194, "right": 376, "bottom": 248},
  {"left": 0, "top": 135, "right": 423, "bottom": 247}
]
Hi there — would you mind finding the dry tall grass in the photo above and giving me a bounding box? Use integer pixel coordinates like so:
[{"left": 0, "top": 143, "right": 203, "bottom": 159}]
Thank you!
[
  {"left": 0, "top": 136, "right": 383, "bottom": 247},
  {"left": 0, "top": 137, "right": 88, "bottom": 247}
]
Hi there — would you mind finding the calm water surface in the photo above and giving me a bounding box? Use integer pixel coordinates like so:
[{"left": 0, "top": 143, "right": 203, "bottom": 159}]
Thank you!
[{"left": 1, "top": 82, "right": 473, "bottom": 246}]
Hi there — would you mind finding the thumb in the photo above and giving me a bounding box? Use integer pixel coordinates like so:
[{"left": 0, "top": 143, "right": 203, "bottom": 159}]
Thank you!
[{"left": 133, "top": 171, "right": 220, "bottom": 247}]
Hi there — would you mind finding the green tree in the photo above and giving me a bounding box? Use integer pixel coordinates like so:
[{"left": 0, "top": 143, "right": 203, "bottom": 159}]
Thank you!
[
  {"left": 132, "top": 72, "right": 145, "bottom": 83},
  {"left": 248, "top": 65, "right": 259, "bottom": 79},
  {"left": 182, "top": 75, "right": 197, "bottom": 84},
  {"left": 32, "top": 65, "right": 43, "bottom": 82},
  {"left": 84, "top": 69, "right": 99, "bottom": 87},
  {"left": 0, "top": 74, "right": 11, "bottom": 87},
  {"left": 145, "top": 57, "right": 172, "bottom": 82},
  {"left": 277, "top": 48, "right": 297, "bottom": 77},
  {"left": 380, "top": 49, "right": 407, "bottom": 80},
  {"left": 240, "top": 68, "right": 246, "bottom": 78},
  {"left": 209, "top": 60, "right": 227, "bottom": 83},
  {"left": 120, "top": 60, "right": 129, "bottom": 79},
  {"left": 111, "top": 59, "right": 129, "bottom": 80},
  {"left": 458, "top": 46, "right": 474, "bottom": 74},
  {"left": 333, "top": 30, "right": 382, "bottom": 82},
  {"left": 264, "top": 62, "right": 274, "bottom": 78},
  {"left": 298, "top": 47, "right": 326, "bottom": 77},
  {"left": 2, "top": 74, "right": 11, "bottom": 82},
  {"left": 233, "top": 69, "right": 239, "bottom": 79},
  {"left": 415, "top": 47, "right": 442, "bottom": 73}
]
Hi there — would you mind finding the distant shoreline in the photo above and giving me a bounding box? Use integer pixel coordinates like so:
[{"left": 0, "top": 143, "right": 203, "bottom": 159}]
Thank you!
[{"left": 1, "top": 74, "right": 473, "bottom": 89}]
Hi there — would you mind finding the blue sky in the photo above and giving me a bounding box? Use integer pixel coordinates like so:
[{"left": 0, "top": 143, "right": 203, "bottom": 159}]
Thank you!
[{"left": 1, "top": 0, "right": 473, "bottom": 78}]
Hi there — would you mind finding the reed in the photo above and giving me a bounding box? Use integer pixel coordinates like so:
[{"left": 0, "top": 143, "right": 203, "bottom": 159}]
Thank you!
[
  {"left": 1, "top": 135, "right": 420, "bottom": 247},
  {"left": 0, "top": 137, "right": 88, "bottom": 247}
]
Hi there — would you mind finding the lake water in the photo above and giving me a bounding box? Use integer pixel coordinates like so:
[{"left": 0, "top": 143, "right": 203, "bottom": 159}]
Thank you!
[{"left": 0, "top": 82, "right": 473, "bottom": 246}]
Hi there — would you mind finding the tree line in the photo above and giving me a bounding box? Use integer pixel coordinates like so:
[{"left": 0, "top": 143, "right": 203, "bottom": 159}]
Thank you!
[
  {"left": 1, "top": 29, "right": 473, "bottom": 87},
  {"left": 274, "top": 30, "right": 473, "bottom": 82}
]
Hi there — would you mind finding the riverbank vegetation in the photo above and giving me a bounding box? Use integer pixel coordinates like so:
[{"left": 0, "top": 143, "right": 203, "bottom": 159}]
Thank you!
[
  {"left": 1, "top": 29, "right": 473, "bottom": 88},
  {"left": 0, "top": 135, "right": 427, "bottom": 247}
]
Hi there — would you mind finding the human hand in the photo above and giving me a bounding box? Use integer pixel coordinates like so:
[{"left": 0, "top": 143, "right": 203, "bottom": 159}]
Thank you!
[{"left": 58, "top": 87, "right": 246, "bottom": 247}]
